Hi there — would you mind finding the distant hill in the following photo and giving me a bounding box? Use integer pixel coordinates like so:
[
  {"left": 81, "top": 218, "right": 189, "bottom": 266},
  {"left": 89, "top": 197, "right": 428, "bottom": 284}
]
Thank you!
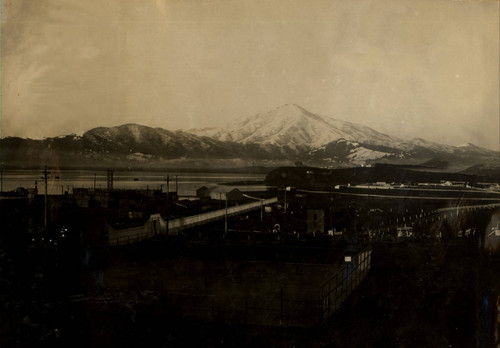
[
  {"left": 264, "top": 164, "right": 500, "bottom": 189},
  {"left": 1, "top": 105, "right": 498, "bottom": 170},
  {"left": 188, "top": 104, "right": 498, "bottom": 169},
  {"left": 0, "top": 124, "right": 291, "bottom": 169},
  {"left": 460, "top": 162, "right": 500, "bottom": 182}
]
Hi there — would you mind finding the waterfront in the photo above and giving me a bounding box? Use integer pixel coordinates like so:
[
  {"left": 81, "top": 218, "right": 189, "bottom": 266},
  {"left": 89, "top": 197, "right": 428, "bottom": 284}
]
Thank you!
[{"left": 0, "top": 169, "right": 268, "bottom": 196}]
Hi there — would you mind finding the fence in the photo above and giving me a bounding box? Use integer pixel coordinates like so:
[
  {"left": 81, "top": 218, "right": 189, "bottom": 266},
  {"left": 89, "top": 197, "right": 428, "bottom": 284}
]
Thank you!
[
  {"left": 153, "top": 286, "right": 320, "bottom": 327},
  {"left": 368, "top": 203, "right": 500, "bottom": 242},
  {"left": 168, "top": 197, "right": 277, "bottom": 234},
  {"left": 101, "top": 248, "right": 371, "bottom": 327},
  {"left": 108, "top": 197, "right": 278, "bottom": 246},
  {"left": 319, "top": 248, "right": 372, "bottom": 322},
  {"left": 107, "top": 224, "right": 148, "bottom": 246}
]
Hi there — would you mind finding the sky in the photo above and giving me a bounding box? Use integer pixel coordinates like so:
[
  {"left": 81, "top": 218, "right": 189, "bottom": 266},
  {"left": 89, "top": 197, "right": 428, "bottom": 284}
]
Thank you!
[{"left": 1, "top": 0, "right": 499, "bottom": 150}]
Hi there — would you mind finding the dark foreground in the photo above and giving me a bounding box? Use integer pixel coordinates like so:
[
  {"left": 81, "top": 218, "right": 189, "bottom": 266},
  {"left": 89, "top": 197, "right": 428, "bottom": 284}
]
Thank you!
[{"left": 1, "top": 236, "right": 500, "bottom": 347}]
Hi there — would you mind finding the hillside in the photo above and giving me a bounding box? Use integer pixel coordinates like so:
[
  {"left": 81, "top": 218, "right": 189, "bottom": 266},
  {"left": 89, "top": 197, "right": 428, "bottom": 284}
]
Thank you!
[
  {"left": 189, "top": 104, "right": 407, "bottom": 151},
  {"left": 1, "top": 105, "right": 498, "bottom": 170},
  {"left": 188, "top": 104, "right": 498, "bottom": 169}
]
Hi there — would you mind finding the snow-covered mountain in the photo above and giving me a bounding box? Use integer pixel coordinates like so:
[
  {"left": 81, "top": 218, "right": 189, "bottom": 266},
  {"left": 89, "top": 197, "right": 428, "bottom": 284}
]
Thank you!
[
  {"left": 188, "top": 104, "right": 498, "bottom": 168},
  {"left": 81, "top": 124, "right": 237, "bottom": 158},
  {"left": 1, "top": 104, "right": 498, "bottom": 170},
  {"left": 189, "top": 104, "right": 407, "bottom": 150}
]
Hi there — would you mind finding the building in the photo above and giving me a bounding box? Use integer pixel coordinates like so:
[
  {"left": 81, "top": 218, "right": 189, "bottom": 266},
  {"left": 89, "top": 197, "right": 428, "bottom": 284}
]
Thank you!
[
  {"left": 226, "top": 188, "right": 244, "bottom": 201},
  {"left": 307, "top": 209, "right": 325, "bottom": 235},
  {"left": 196, "top": 186, "right": 211, "bottom": 199},
  {"left": 397, "top": 225, "right": 413, "bottom": 238}
]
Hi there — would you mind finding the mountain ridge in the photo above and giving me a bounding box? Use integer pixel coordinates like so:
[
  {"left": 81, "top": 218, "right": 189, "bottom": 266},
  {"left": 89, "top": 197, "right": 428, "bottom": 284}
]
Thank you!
[
  {"left": 188, "top": 104, "right": 408, "bottom": 150},
  {"left": 1, "top": 105, "right": 498, "bottom": 171}
]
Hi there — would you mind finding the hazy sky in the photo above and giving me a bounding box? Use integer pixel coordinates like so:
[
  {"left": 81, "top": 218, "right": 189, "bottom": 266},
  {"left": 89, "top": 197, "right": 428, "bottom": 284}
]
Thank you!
[{"left": 2, "top": 0, "right": 499, "bottom": 150}]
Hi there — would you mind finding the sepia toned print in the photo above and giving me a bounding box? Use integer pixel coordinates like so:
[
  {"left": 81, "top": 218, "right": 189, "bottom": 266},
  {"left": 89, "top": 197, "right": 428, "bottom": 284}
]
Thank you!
[{"left": 1, "top": 0, "right": 499, "bottom": 346}]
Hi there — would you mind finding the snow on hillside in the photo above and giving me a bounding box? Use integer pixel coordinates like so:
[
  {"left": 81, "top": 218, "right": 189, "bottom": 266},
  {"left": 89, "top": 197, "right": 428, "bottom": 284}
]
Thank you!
[
  {"left": 3, "top": 104, "right": 495, "bottom": 169},
  {"left": 189, "top": 104, "right": 408, "bottom": 150},
  {"left": 409, "top": 137, "right": 454, "bottom": 153},
  {"left": 187, "top": 105, "right": 499, "bottom": 163},
  {"left": 347, "top": 147, "right": 391, "bottom": 164}
]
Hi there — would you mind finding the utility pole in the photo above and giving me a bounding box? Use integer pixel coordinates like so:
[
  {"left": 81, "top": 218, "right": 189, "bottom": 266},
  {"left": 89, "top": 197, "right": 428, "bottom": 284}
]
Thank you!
[
  {"left": 224, "top": 193, "right": 228, "bottom": 239},
  {"left": 166, "top": 175, "right": 170, "bottom": 201},
  {"left": 166, "top": 175, "right": 170, "bottom": 235},
  {"left": 44, "top": 166, "right": 48, "bottom": 229},
  {"left": 260, "top": 199, "right": 263, "bottom": 224},
  {"left": 175, "top": 175, "right": 178, "bottom": 195},
  {"left": 106, "top": 170, "right": 113, "bottom": 191}
]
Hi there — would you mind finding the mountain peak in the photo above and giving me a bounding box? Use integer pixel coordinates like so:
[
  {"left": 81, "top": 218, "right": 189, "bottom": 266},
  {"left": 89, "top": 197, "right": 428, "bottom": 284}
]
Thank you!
[
  {"left": 275, "top": 103, "right": 308, "bottom": 112},
  {"left": 2, "top": 104, "right": 499, "bottom": 170},
  {"left": 189, "top": 104, "right": 405, "bottom": 150},
  {"left": 266, "top": 103, "right": 320, "bottom": 121}
]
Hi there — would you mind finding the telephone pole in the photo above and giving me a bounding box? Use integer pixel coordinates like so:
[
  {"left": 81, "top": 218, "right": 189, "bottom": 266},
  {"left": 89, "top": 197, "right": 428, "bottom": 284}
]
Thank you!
[
  {"left": 175, "top": 175, "right": 178, "bottom": 196},
  {"left": 166, "top": 175, "right": 170, "bottom": 235},
  {"left": 166, "top": 175, "right": 170, "bottom": 201},
  {"left": 260, "top": 199, "right": 264, "bottom": 223},
  {"left": 224, "top": 193, "right": 228, "bottom": 239},
  {"left": 44, "top": 166, "right": 48, "bottom": 229},
  {"left": 106, "top": 170, "right": 113, "bottom": 191}
]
